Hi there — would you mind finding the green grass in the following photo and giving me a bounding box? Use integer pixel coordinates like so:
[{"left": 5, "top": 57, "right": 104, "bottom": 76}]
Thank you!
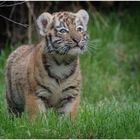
[{"left": 0, "top": 8, "right": 140, "bottom": 138}]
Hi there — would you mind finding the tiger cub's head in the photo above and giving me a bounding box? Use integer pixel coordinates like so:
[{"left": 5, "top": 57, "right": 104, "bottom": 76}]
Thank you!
[{"left": 37, "top": 9, "right": 89, "bottom": 55}]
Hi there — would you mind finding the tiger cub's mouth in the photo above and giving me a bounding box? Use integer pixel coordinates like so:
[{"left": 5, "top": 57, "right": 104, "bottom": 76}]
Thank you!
[
  {"left": 68, "top": 46, "right": 87, "bottom": 55},
  {"left": 54, "top": 44, "right": 87, "bottom": 55}
]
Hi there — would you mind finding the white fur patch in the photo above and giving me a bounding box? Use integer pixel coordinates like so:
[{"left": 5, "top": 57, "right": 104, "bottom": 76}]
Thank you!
[
  {"left": 37, "top": 98, "right": 47, "bottom": 113},
  {"left": 68, "top": 48, "right": 82, "bottom": 55},
  {"left": 49, "top": 62, "right": 73, "bottom": 79}
]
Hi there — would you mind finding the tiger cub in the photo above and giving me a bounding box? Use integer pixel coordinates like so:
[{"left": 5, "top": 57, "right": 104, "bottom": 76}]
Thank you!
[{"left": 5, "top": 9, "right": 89, "bottom": 120}]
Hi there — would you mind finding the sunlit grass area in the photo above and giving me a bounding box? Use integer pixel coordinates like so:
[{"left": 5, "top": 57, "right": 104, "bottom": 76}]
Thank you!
[{"left": 0, "top": 8, "right": 140, "bottom": 138}]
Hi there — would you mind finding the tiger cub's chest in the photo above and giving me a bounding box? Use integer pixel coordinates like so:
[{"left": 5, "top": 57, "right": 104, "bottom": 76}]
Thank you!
[{"left": 48, "top": 61, "right": 75, "bottom": 80}]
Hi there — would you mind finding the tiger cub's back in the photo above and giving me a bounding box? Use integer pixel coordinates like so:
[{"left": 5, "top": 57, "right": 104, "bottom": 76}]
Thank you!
[{"left": 5, "top": 45, "right": 34, "bottom": 115}]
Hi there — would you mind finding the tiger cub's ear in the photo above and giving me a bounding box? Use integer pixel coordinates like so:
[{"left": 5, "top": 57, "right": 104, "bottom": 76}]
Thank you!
[
  {"left": 76, "top": 9, "right": 89, "bottom": 26},
  {"left": 37, "top": 12, "right": 52, "bottom": 36}
]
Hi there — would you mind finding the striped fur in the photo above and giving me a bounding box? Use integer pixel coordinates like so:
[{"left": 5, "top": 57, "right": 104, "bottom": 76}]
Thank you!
[{"left": 5, "top": 10, "right": 89, "bottom": 120}]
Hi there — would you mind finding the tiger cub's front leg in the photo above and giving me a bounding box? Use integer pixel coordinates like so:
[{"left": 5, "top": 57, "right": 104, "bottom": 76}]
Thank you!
[
  {"left": 69, "top": 95, "right": 80, "bottom": 119},
  {"left": 25, "top": 94, "right": 48, "bottom": 120},
  {"left": 57, "top": 95, "right": 80, "bottom": 120},
  {"left": 56, "top": 87, "right": 80, "bottom": 120}
]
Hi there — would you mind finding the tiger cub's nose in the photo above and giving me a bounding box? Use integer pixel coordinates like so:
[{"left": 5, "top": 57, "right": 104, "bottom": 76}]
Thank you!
[{"left": 72, "top": 36, "right": 81, "bottom": 45}]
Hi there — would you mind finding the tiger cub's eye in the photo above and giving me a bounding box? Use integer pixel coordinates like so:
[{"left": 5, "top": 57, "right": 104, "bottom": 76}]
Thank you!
[
  {"left": 59, "top": 28, "right": 68, "bottom": 33},
  {"left": 76, "top": 26, "right": 84, "bottom": 32}
]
